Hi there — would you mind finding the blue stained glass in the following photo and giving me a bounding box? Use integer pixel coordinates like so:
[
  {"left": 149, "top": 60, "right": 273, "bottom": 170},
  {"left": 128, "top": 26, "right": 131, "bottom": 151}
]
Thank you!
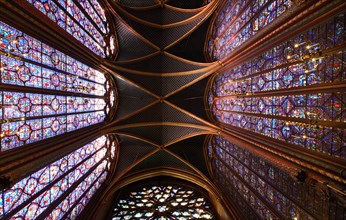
[
  {"left": 66, "top": 0, "right": 104, "bottom": 46},
  {"left": 0, "top": 21, "right": 114, "bottom": 152},
  {"left": 0, "top": 136, "right": 114, "bottom": 219},
  {"left": 79, "top": 0, "right": 106, "bottom": 34},
  {"left": 209, "top": 0, "right": 293, "bottom": 60},
  {"left": 208, "top": 136, "right": 322, "bottom": 219},
  {"left": 0, "top": 193, "right": 3, "bottom": 216},
  {"left": 90, "top": 0, "right": 107, "bottom": 22},
  {"left": 112, "top": 184, "right": 214, "bottom": 219},
  {"left": 209, "top": 13, "right": 346, "bottom": 157},
  {"left": 27, "top": 0, "right": 110, "bottom": 57},
  {"left": 1, "top": 30, "right": 105, "bottom": 91}
]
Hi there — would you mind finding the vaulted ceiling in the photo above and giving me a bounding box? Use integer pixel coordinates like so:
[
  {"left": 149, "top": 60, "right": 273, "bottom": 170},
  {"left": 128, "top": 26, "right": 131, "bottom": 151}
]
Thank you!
[{"left": 102, "top": 0, "right": 222, "bottom": 185}]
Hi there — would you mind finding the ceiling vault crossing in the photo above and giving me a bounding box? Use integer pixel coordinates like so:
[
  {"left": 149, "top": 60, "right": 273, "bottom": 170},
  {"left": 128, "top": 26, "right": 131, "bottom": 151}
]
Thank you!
[
  {"left": 1, "top": 0, "right": 345, "bottom": 219},
  {"left": 101, "top": 0, "right": 222, "bottom": 184}
]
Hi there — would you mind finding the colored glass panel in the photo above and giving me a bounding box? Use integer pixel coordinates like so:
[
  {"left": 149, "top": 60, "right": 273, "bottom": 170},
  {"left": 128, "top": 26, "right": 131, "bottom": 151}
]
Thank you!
[
  {"left": 0, "top": 22, "right": 106, "bottom": 91},
  {"left": 112, "top": 185, "right": 214, "bottom": 219},
  {"left": 209, "top": 0, "right": 293, "bottom": 60},
  {"left": 209, "top": 13, "right": 346, "bottom": 157},
  {"left": 63, "top": 166, "right": 108, "bottom": 219},
  {"left": 208, "top": 136, "right": 326, "bottom": 219},
  {"left": 90, "top": 0, "right": 107, "bottom": 22},
  {"left": 0, "top": 136, "right": 113, "bottom": 219},
  {"left": 0, "top": 21, "right": 113, "bottom": 152},
  {"left": 26, "top": 0, "right": 109, "bottom": 57},
  {"left": 79, "top": 0, "right": 107, "bottom": 34}
]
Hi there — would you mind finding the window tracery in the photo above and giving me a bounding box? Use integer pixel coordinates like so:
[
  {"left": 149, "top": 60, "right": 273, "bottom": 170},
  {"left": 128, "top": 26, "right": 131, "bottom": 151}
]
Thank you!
[
  {"left": 0, "top": 21, "right": 115, "bottom": 152},
  {"left": 26, "top": 0, "right": 114, "bottom": 57},
  {"left": 207, "top": 135, "right": 335, "bottom": 219},
  {"left": 208, "top": 0, "right": 293, "bottom": 60},
  {"left": 0, "top": 135, "right": 117, "bottom": 219},
  {"left": 112, "top": 184, "right": 214, "bottom": 220},
  {"left": 208, "top": 13, "right": 346, "bottom": 157}
]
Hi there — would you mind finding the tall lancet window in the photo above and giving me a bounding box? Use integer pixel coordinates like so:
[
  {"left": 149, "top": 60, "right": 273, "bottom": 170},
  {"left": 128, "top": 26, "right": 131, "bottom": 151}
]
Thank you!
[
  {"left": 208, "top": 0, "right": 293, "bottom": 60},
  {"left": 26, "top": 0, "right": 116, "bottom": 57},
  {"left": 0, "top": 135, "right": 118, "bottom": 219},
  {"left": 208, "top": 12, "right": 345, "bottom": 158},
  {"left": 0, "top": 21, "right": 116, "bottom": 152},
  {"left": 206, "top": 135, "right": 334, "bottom": 219}
]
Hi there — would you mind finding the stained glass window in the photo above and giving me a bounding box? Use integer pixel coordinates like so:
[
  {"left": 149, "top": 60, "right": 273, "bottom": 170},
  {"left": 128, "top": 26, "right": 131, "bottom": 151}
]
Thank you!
[
  {"left": 0, "top": 135, "right": 117, "bottom": 219},
  {"left": 112, "top": 184, "right": 214, "bottom": 219},
  {"left": 209, "top": 13, "right": 346, "bottom": 158},
  {"left": 26, "top": 0, "right": 113, "bottom": 57},
  {"left": 0, "top": 21, "right": 115, "bottom": 152},
  {"left": 208, "top": 0, "right": 293, "bottom": 60},
  {"left": 207, "top": 135, "right": 331, "bottom": 219}
]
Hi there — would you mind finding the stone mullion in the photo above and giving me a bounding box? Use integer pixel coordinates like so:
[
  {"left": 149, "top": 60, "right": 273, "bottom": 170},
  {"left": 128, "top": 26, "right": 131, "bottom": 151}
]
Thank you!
[
  {"left": 0, "top": 123, "right": 104, "bottom": 190},
  {"left": 48, "top": 169, "right": 106, "bottom": 219},
  {"left": 2, "top": 148, "right": 106, "bottom": 218},
  {"left": 214, "top": 108, "right": 345, "bottom": 129},
  {"left": 215, "top": 141, "right": 319, "bottom": 219},
  {"left": 220, "top": 127, "right": 346, "bottom": 194},
  {"left": 216, "top": 0, "right": 286, "bottom": 51},
  {"left": 0, "top": 0, "right": 101, "bottom": 69},
  {"left": 220, "top": 0, "right": 345, "bottom": 70},
  {"left": 211, "top": 0, "right": 252, "bottom": 47},
  {"left": 72, "top": 0, "right": 105, "bottom": 37},
  {"left": 212, "top": 155, "right": 285, "bottom": 219},
  {"left": 205, "top": 138, "right": 259, "bottom": 220}
]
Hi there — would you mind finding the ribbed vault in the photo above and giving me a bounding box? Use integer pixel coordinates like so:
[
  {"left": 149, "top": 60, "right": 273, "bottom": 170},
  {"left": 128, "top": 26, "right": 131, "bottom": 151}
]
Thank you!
[
  {"left": 111, "top": 10, "right": 158, "bottom": 61},
  {"left": 1, "top": 1, "right": 344, "bottom": 219},
  {"left": 103, "top": 0, "right": 221, "bottom": 185},
  {"left": 109, "top": 0, "right": 218, "bottom": 49},
  {"left": 115, "top": 52, "right": 212, "bottom": 73},
  {"left": 119, "top": 5, "right": 202, "bottom": 25}
]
